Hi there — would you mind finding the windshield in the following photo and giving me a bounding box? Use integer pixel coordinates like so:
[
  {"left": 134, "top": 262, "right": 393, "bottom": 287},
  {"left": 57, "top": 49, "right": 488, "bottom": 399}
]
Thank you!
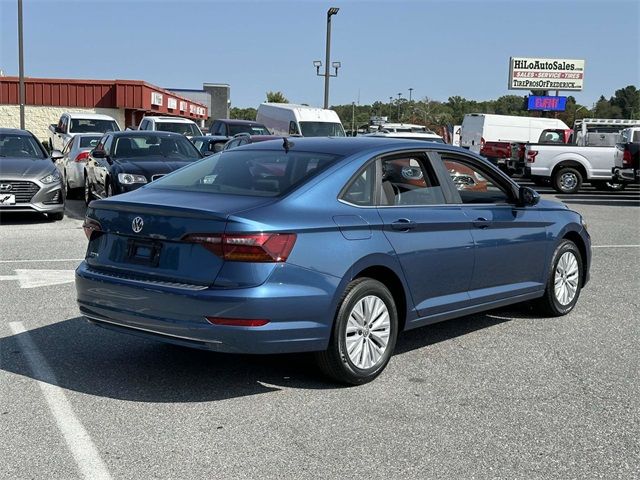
[
  {"left": 228, "top": 124, "right": 271, "bottom": 136},
  {"left": 79, "top": 136, "right": 102, "bottom": 148},
  {"left": 111, "top": 135, "right": 202, "bottom": 161},
  {"left": 155, "top": 122, "right": 202, "bottom": 136},
  {"left": 149, "top": 150, "right": 341, "bottom": 197},
  {"left": 299, "top": 122, "right": 346, "bottom": 137},
  {"left": 70, "top": 119, "right": 119, "bottom": 134},
  {"left": 0, "top": 133, "right": 47, "bottom": 159}
]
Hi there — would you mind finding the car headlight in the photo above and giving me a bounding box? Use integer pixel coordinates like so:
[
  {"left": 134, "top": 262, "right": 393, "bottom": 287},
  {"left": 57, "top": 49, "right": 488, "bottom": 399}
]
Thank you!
[
  {"left": 41, "top": 171, "right": 61, "bottom": 184},
  {"left": 118, "top": 173, "right": 147, "bottom": 185}
]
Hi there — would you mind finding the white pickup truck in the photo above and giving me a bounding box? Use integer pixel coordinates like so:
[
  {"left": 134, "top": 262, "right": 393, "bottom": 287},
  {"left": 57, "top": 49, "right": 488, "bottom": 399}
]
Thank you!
[
  {"left": 48, "top": 112, "right": 120, "bottom": 152},
  {"left": 524, "top": 118, "right": 640, "bottom": 193}
]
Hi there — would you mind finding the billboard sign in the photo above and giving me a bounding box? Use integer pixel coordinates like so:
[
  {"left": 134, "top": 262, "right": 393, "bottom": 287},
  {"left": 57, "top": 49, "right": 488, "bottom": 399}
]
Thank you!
[
  {"left": 509, "top": 57, "right": 585, "bottom": 91},
  {"left": 527, "top": 96, "right": 567, "bottom": 111}
]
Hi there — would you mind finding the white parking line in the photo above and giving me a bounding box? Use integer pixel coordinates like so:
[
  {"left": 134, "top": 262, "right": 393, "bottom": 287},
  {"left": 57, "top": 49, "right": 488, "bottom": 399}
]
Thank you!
[
  {"left": 592, "top": 245, "right": 640, "bottom": 248},
  {"left": 8, "top": 322, "right": 112, "bottom": 480},
  {"left": 0, "top": 258, "right": 83, "bottom": 264}
]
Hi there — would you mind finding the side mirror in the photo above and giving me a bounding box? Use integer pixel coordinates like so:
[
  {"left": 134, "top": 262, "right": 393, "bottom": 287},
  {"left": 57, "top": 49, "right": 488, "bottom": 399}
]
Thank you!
[
  {"left": 55, "top": 126, "right": 65, "bottom": 134},
  {"left": 92, "top": 149, "right": 106, "bottom": 159},
  {"left": 50, "top": 150, "right": 63, "bottom": 161},
  {"left": 519, "top": 186, "right": 540, "bottom": 206}
]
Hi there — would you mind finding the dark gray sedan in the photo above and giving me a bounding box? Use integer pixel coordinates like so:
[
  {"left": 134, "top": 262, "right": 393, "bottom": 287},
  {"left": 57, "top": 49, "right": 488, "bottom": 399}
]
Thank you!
[{"left": 0, "top": 128, "right": 64, "bottom": 220}]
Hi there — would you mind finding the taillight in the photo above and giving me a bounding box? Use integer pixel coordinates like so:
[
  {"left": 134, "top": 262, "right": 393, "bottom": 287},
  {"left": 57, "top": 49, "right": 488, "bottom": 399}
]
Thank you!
[
  {"left": 205, "top": 317, "right": 269, "bottom": 327},
  {"left": 622, "top": 149, "right": 632, "bottom": 167},
  {"left": 527, "top": 150, "right": 538, "bottom": 163},
  {"left": 82, "top": 217, "right": 102, "bottom": 240},
  {"left": 183, "top": 233, "right": 297, "bottom": 262},
  {"left": 75, "top": 151, "right": 90, "bottom": 162},
  {"left": 480, "top": 137, "right": 485, "bottom": 147}
]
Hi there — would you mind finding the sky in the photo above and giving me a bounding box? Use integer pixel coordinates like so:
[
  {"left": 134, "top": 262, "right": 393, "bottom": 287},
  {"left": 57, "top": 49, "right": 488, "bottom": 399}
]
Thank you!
[{"left": 0, "top": 0, "right": 638, "bottom": 109}]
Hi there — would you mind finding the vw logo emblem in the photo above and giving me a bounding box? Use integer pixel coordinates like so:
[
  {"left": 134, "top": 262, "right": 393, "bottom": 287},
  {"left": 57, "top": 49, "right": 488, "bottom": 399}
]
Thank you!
[
  {"left": 131, "top": 216, "right": 144, "bottom": 233},
  {"left": 0, "top": 184, "right": 12, "bottom": 192}
]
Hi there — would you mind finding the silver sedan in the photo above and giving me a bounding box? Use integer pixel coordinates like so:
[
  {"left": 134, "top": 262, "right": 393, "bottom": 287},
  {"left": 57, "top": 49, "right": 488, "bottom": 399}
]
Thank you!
[
  {"left": 0, "top": 128, "right": 64, "bottom": 220},
  {"left": 52, "top": 134, "right": 101, "bottom": 198}
]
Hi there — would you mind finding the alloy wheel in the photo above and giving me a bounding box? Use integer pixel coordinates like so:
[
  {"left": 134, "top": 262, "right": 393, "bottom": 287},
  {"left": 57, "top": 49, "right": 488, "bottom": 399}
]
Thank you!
[
  {"left": 554, "top": 251, "right": 579, "bottom": 306},
  {"left": 345, "top": 295, "right": 391, "bottom": 370},
  {"left": 560, "top": 172, "right": 578, "bottom": 192}
]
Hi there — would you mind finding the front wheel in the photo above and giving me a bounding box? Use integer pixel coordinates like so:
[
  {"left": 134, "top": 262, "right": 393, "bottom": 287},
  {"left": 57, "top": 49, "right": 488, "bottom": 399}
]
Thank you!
[
  {"left": 532, "top": 240, "right": 583, "bottom": 317},
  {"left": 315, "top": 278, "right": 398, "bottom": 385},
  {"left": 84, "top": 175, "right": 92, "bottom": 206},
  {"left": 553, "top": 167, "right": 582, "bottom": 194}
]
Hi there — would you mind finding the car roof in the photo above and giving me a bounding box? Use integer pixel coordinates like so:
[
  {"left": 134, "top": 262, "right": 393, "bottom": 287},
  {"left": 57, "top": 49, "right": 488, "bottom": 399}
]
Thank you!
[
  {"left": 0, "top": 127, "right": 34, "bottom": 135},
  {"left": 190, "top": 135, "right": 228, "bottom": 141},
  {"left": 66, "top": 112, "right": 117, "bottom": 120},
  {"left": 143, "top": 116, "right": 197, "bottom": 123},
  {"left": 109, "top": 131, "right": 189, "bottom": 138},
  {"left": 232, "top": 136, "right": 460, "bottom": 156}
]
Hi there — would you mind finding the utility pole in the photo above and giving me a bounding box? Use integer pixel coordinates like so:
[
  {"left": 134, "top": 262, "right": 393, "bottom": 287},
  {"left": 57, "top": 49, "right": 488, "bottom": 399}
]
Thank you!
[
  {"left": 408, "top": 87, "right": 413, "bottom": 102},
  {"left": 351, "top": 101, "right": 355, "bottom": 136},
  {"left": 397, "top": 93, "right": 402, "bottom": 122},
  {"left": 18, "top": 0, "right": 25, "bottom": 129}
]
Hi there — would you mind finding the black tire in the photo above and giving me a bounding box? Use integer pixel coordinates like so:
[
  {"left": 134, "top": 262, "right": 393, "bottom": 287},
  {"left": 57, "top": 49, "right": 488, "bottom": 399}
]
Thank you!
[
  {"left": 592, "top": 180, "right": 626, "bottom": 192},
  {"left": 49, "top": 212, "right": 64, "bottom": 221},
  {"left": 532, "top": 240, "right": 583, "bottom": 317},
  {"left": 64, "top": 172, "right": 77, "bottom": 199},
  {"left": 315, "top": 278, "right": 398, "bottom": 385},
  {"left": 552, "top": 167, "right": 582, "bottom": 194},
  {"left": 84, "top": 174, "right": 92, "bottom": 206}
]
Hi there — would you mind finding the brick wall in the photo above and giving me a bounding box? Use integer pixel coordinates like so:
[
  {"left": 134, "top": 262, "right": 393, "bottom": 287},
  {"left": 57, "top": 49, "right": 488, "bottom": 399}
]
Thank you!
[{"left": 0, "top": 105, "right": 126, "bottom": 144}]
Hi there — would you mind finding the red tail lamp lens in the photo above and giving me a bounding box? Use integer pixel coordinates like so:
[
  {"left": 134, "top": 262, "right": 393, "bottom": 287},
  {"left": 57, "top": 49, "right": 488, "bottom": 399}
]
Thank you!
[
  {"left": 82, "top": 217, "right": 102, "bottom": 240},
  {"left": 183, "top": 233, "right": 296, "bottom": 262},
  {"left": 75, "top": 151, "right": 90, "bottom": 162},
  {"left": 206, "top": 317, "right": 269, "bottom": 327}
]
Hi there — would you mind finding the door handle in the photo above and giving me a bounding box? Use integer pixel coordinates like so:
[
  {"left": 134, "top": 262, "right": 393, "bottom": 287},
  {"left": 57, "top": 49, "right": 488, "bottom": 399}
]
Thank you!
[
  {"left": 390, "top": 218, "right": 416, "bottom": 231},
  {"left": 473, "top": 217, "right": 490, "bottom": 229}
]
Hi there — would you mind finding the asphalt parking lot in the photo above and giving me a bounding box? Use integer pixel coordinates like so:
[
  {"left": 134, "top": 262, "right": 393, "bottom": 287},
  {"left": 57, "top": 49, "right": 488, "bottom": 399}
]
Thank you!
[{"left": 1, "top": 182, "right": 638, "bottom": 480}]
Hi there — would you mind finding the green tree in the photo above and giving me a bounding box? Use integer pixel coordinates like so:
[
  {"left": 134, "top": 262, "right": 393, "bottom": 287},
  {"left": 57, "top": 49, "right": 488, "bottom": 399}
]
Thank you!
[
  {"left": 229, "top": 107, "right": 257, "bottom": 120},
  {"left": 266, "top": 91, "right": 289, "bottom": 103},
  {"left": 593, "top": 95, "right": 623, "bottom": 118},
  {"left": 610, "top": 85, "right": 640, "bottom": 118}
]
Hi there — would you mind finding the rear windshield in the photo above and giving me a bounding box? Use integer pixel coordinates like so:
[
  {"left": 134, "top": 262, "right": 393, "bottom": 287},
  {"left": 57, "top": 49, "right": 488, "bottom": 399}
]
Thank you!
[
  {"left": 155, "top": 122, "right": 202, "bottom": 136},
  {"left": 149, "top": 149, "right": 341, "bottom": 197},
  {"left": 112, "top": 135, "right": 202, "bottom": 160},
  {"left": 79, "top": 136, "right": 102, "bottom": 148},
  {"left": 300, "top": 122, "right": 346, "bottom": 137},
  {"left": 70, "top": 119, "right": 119, "bottom": 134},
  {"left": 228, "top": 124, "right": 271, "bottom": 136},
  {"left": 0, "top": 133, "right": 47, "bottom": 159}
]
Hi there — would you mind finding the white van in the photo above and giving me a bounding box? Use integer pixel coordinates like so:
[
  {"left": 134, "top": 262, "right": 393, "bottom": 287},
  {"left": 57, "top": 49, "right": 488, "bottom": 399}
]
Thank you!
[
  {"left": 256, "top": 103, "right": 346, "bottom": 137},
  {"left": 460, "top": 114, "right": 569, "bottom": 153}
]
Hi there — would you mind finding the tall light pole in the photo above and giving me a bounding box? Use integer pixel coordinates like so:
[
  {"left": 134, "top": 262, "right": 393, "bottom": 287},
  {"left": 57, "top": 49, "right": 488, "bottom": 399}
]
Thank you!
[
  {"left": 397, "top": 92, "right": 402, "bottom": 121},
  {"left": 18, "top": 0, "right": 25, "bottom": 129},
  {"left": 408, "top": 88, "right": 413, "bottom": 102},
  {"left": 313, "top": 7, "right": 340, "bottom": 109}
]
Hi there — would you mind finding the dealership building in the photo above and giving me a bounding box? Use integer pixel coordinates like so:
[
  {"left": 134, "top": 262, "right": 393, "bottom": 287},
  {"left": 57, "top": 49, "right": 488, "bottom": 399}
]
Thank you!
[{"left": 0, "top": 76, "right": 210, "bottom": 142}]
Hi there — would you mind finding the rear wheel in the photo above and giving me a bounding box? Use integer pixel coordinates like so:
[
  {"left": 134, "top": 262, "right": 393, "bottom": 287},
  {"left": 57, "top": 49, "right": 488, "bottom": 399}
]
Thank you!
[
  {"left": 84, "top": 175, "right": 92, "bottom": 205},
  {"left": 553, "top": 167, "right": 582, "bottom": 194},
  {"left": 532, "top": 240, "right": 583, "bottom": 316},
  {"left": 315, "top": 278, "right": 398, "bottom": 385}
]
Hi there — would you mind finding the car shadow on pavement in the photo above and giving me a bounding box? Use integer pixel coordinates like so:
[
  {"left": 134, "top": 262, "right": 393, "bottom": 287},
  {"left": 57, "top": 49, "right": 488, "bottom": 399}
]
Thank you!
[
  {"left": 0, "top": 212, "right": 55, "bottom": 225},
  {"left": 1, "top": 308, "right": 523, "bottom": 402}
]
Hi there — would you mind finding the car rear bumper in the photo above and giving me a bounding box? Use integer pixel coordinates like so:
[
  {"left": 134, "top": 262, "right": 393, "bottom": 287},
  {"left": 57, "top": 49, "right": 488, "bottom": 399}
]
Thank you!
[
  {"left": 612, "top": 167, "right": 638, "bottom": 183},
  {"left": 75, "top": 261, "right": 340, "bottom": 354}
]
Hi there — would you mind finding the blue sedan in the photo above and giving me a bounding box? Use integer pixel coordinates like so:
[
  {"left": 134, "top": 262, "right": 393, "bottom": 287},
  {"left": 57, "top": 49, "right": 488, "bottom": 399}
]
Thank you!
[{"left": 76, "top": 137, "right": 591, "bottom": 384}]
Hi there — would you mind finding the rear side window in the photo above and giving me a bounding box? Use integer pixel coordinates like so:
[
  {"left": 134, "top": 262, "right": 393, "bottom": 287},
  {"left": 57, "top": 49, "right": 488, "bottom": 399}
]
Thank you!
[
  {"left": 379, "top": 154, "right": 445, "bottom": 206},
  {"left": 341, "top": 162, "right": 376, "bottom": 206},
  {"left": 149, "top": 150, "right": 341, "bottom": 197}
]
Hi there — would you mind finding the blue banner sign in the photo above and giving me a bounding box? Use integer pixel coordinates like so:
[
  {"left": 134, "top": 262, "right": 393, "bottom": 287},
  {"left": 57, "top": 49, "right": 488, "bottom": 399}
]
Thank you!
[{"left": 527, "top": 96, "right": 567, "bottom": 111}]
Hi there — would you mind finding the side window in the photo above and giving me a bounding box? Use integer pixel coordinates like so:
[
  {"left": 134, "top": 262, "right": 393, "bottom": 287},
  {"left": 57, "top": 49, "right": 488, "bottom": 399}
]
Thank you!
[
  {"left": 61, "top": 116, "right": 68, "bottom": 133},
  {"left": 341, "top": 162, "right": 376, "bottom": 206},
  {"left": 441, "top": 155, "right": 512, "bottom": 204},
  {"left": 289, "top": 121, "right": 299, "bottom": 135},
  {"left": 139, "top": 120, "right": 148, "bottom": 130},
  {"left": 62, "top": 136, "right": 74, "bottom": 154},
  {"left": 103, "top": 135, "right": 113, "bottom": 155},
  {"left": 379, "top": 153, "right": 445, "bottom": 206}
]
